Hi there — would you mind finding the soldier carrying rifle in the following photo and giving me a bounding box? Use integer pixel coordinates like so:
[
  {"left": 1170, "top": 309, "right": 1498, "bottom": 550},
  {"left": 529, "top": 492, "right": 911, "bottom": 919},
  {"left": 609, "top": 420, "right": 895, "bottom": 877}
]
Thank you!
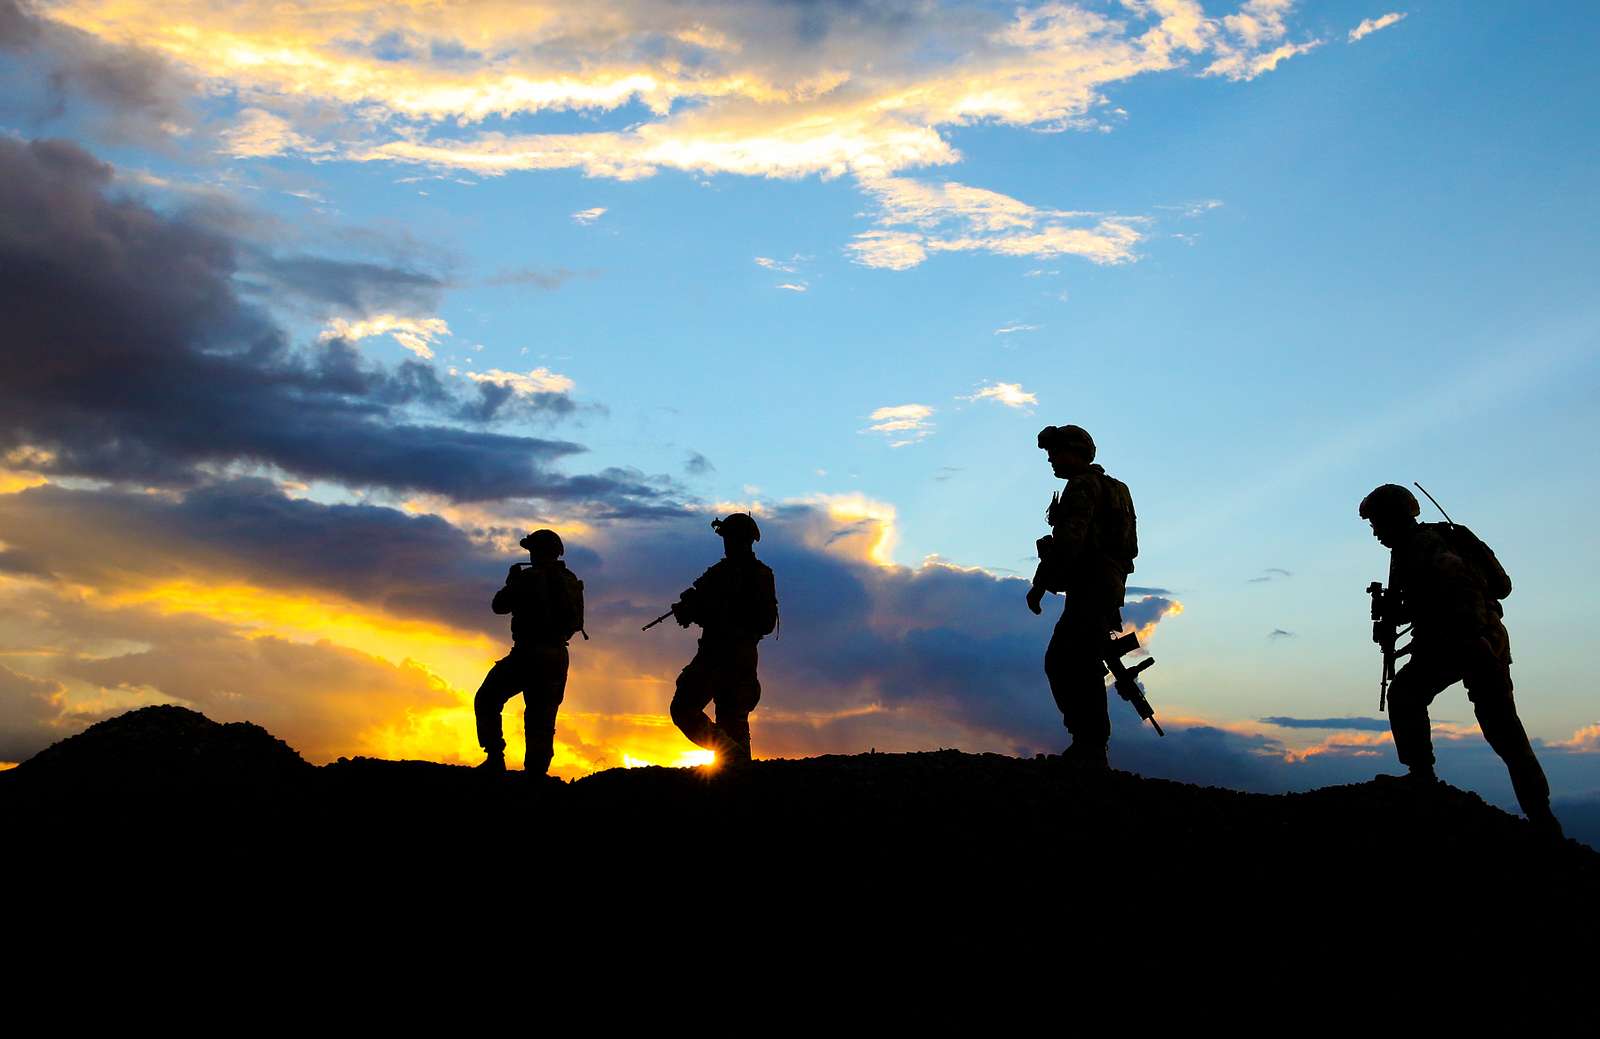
[
  {"left": 1360, "top": 483, "right": 1562, "bottom": 839},
  {"left": 1028, "top": 425, "right": 1156, "bottom": 769},
  {"left": 653, "top": 513, "right": 778, "bottom": 766}
]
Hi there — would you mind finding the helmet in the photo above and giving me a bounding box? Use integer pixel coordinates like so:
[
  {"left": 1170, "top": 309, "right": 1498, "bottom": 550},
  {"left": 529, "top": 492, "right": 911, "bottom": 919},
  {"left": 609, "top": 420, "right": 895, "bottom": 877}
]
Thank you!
[
  {"left": 1358, "top": 485, "right": 1420, "bottom": 521},
  {"left": 711, "top": 513, "right": 761, "bottom": 543},
  {"left": 519, "top": 528, "right": 565, "bottom": 557},
  {"left": 1037, "top": 424, "right": 1096, "bottom": 462}
]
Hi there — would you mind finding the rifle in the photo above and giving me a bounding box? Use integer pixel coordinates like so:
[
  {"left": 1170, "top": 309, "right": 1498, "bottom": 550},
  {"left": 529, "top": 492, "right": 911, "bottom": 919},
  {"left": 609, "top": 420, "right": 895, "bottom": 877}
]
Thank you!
[
  {"left": 641, "top": 609, "right": 675, "bottom": 632},
  {"left": 1367, "top": 579, "right": 1411, "bottom": 711},
  {"left": 1105, "top": 631, "right": 1164, "bottom": 736}
]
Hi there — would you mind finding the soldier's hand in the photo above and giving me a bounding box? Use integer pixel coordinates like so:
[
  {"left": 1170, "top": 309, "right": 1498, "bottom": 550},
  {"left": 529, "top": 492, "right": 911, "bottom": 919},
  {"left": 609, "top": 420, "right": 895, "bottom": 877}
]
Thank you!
[
  {"left": 671, "top": 601, "right": 693, "bottom": 627},
  {"left": 1026, "top": 585, "right": 1045, "bottom": 615},
  {"left": 507, "top": 563, "right": 525, "bottom": 581}
]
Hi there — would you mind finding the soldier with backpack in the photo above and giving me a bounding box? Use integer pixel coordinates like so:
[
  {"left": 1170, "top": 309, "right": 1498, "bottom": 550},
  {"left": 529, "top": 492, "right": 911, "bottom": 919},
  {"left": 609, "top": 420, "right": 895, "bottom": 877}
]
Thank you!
[
  {"left": 665, "top": 513, "right": 779, "bottom": 765},
  {"left": 1028, "top": 425, "right": 1139, "bottom": 769},
  {"left": 475, "top": 529, "right": 585, "bottom": 775},
  {"left": 1359, "top": 484, "right": 1562, "bottom": 838}
]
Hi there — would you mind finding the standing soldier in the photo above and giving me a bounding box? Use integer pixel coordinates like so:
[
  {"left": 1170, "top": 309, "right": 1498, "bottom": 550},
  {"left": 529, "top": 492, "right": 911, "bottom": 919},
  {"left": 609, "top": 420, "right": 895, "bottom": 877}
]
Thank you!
[
  {"left": 1359, "top": 484, "right": 1562, "bottom": 838},
  {"left": 475, "top": 529, "right": 585, "bottom": 775},
  {"left": 667, "top": 513, "right": 778, "bottom": 765},
  {"left": 1028, "top": 425, "right": 1138, "bottom": 769}
]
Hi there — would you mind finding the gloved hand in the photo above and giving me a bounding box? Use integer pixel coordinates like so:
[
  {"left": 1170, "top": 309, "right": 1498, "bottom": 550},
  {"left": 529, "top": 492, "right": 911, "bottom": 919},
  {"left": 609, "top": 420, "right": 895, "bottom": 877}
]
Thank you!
[
  {"left": 1026, "top": 584, "right": 1045, "bottom": 615},
  {"left": 507, "top": 563, "right": 526, "bottom": 582}
]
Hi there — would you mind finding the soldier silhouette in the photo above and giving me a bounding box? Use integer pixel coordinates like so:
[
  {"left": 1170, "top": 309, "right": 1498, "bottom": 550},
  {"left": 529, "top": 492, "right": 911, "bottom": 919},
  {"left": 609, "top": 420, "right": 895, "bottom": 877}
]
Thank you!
[
  {"left": 1360, "top": 484, "right": 1563, "bottom": 838},
  {"left": 1028, "top": 425, "right": 1139, "bottom": 769},
  {"left": 474, "top": 529, "right": 585, "bottom": 775},
  {"left": 666, "top": 513, "right": 778, "bottom": 765}
]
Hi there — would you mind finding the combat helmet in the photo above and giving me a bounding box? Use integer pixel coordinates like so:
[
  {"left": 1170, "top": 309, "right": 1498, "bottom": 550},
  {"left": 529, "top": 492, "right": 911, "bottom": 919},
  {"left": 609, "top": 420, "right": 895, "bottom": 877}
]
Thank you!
[
  {"left": 1037, "top": 424, "right": 1096, "bottom": 462},
  {"left": 712, "top": 513, "right": 761, "bottom": 543},
  {"left": 519, "top": 528, "right": 565, "bottom": 557},
  {"left": 1358, "top": 484, "right": 1420, "bottom": 521}
]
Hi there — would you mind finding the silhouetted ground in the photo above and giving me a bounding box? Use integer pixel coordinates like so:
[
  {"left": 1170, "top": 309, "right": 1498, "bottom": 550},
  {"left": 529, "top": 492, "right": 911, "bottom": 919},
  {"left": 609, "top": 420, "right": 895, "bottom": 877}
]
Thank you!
[{"left": 4, "top": 706, "right": 1594, "bottom": 984}]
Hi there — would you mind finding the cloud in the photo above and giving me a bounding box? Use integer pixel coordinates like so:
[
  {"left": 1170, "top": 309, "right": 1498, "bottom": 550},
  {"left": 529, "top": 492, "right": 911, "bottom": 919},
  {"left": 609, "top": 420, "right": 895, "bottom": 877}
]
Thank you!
[
  {"left": 777, "top": 282, "right": 808, "bottom": 293},
  {"left": 456, "top": 367, "right": 579, "bottom": 424},
  {"left": 320, "top": 314, "right": 451, "bottom": 359},
  {"left": 0, "top": 136, "right": 677, "bottom": 509},
  {"left": 1262, "top": 717, "right": 1391, "bottom": 732},
  {"left": 865, "top": 404, "right": 935, "bottom": 446},
  {"left": 241, "top": 254, "right": 448, "bottom": 319},
  {"left": 485, "top": 267, "right": 587, "bottom": 289},
  {"left": 0, "top": 662, "right": 70, "bottom": 761},
  {"left": 994, "top": 324, "right": 1041, "bottom": 336},
  {"left": 685, "top": 452, "right": 715, "bottom": 477},
  {"left": 1202, "top": 1, "right": 1322, "bottom": 81},
  {"left": 27, "top": 2, "right": 1319, "bottom": 269},
  {"left": 0, "top": 0, "right": 196, "bottom": 144},
  {"left": 853, "top": 176, "right": 1145, "bottom": 270},
  {"left": 754, "top": 256, "right": 799, "bottom": 273},
  {"left": 846, "top": 230, "right": 928, "bottom": 271},
  {"left": 959, "top": 382, "right": 1039, "bottom": 409},
  {"left": 464, "top": 367, "right": 575, "bottom": 396},
  {"left": 1247, "top": 567, "right": 1293, "bottom": 582},
  {"left": 1267, "top": 628, "right": 1296, "bottom": 639},
  {"left": 571, "top": 207, "right": 607, "bottom": 225},
  {"left": 221, "top": 107, "right": 332, "bottom": 158},
  {"left": 1349, "top": 12, "right": 1407, "bottom": 43}
]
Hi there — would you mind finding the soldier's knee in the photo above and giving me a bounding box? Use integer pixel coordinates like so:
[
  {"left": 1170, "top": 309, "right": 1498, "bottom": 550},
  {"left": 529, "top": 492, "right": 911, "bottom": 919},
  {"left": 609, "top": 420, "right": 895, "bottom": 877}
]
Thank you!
[{"left": 669, "top": 696, "right": 700, "bottom": 728}]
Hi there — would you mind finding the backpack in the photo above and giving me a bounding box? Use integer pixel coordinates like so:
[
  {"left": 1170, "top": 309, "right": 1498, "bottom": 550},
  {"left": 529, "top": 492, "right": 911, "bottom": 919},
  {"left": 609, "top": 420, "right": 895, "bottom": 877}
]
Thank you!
[
  {"left": 1093, "top": 473, "right": 1139, "bottom": 572},
  {"left": 520, "top": 565, "right": 585, "bottom": 641},
  {"left": 1428, "top": 522, "right": 1512, "bottom": 601}
]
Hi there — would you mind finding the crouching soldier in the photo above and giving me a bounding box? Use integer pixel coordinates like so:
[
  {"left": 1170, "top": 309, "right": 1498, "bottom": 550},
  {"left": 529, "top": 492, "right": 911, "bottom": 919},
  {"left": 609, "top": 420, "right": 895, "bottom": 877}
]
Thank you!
[
  {"left": 1360, "top": 484, "right": 1561, "bottom": 839},
  {"left": 668, "top": 513, "right": 779, "bottom": 765},
  {"left": 475, "top": 529, "right": 584, "bottom": 775}
]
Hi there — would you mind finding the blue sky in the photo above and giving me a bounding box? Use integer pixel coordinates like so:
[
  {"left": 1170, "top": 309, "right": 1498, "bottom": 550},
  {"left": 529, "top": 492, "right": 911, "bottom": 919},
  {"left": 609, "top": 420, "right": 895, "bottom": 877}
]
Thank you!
[{"left": 1, "top": 1, "right": 1596, "bottom": 803}]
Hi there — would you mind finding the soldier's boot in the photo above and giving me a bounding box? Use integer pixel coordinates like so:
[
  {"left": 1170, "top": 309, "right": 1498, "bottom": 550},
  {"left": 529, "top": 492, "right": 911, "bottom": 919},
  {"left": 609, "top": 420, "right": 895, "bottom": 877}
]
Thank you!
[
  {"left": 1061, "top": 742, "right": 1109, "bottom": 771},
  {"left": 476, "top": 750, "right": 506, "bottom": 773},
  {"left": 1406, "top": 764, "right": 1439, "bottom": 784},
  {"left": 710, "top": 724, "right": 752, "bottom": 767}
]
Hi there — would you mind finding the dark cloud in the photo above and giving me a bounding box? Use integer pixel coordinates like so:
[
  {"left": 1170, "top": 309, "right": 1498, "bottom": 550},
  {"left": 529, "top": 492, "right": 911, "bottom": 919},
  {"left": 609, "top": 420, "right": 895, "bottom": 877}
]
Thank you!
[
  {"left": 238, "top": 252, "right": 449, "bottom": 319},
  {"left": 1261, "top": 717, "right": 1390, "bottom": 732},
  {"left": 0, "top": 0, "right": 195, "bottom": 142},
  {"left": 933, "top": 466, "right": 963, "bottom": 481},
  {"left": 1268, "top": 628, "right": 1296, "bottom": 639},
  {"left": 685, "top": 451, "right": 716, "bottom": 476},
  {"left": 0, "top": 137, "right": 673, "bottom": 509},
  {"left": 454, "top": 380, "right": 579, "bottom": 425},
  {"left": 1248, "top": 568, "right": 1293, "bottom": 583}
]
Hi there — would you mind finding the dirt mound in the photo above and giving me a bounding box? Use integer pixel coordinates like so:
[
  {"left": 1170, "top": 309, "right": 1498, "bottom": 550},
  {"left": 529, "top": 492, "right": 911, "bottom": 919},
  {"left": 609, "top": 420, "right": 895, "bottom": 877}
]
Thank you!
[{"left": 4, "top": 704, "right": 311, "bottom": 806}]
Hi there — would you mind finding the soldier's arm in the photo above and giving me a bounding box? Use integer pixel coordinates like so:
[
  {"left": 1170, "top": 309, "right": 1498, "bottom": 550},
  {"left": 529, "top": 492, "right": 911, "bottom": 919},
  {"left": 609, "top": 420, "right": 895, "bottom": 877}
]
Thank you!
[
  {"left": 1036, "top": 478, "right": 1099, "bottom": 586},
  {"left": 491, "top": 580, "right": 516, "bottom": 615}
]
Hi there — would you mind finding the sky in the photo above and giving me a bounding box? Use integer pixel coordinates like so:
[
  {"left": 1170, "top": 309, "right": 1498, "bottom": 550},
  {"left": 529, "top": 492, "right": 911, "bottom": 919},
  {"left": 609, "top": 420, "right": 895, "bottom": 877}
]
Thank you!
[{"left": 1, "top": 1, "right": 1596, "bottom": 814}]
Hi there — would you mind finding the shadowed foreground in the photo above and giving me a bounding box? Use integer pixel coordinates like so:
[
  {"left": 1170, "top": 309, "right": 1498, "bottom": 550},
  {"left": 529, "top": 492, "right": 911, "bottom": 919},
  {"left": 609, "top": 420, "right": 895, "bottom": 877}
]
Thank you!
[
  {"left": 9, "top": 706, "right": 1598, "bottom": 989},
  {"left": 8, "top": 706, "right": 1595, "bottom": 885}
]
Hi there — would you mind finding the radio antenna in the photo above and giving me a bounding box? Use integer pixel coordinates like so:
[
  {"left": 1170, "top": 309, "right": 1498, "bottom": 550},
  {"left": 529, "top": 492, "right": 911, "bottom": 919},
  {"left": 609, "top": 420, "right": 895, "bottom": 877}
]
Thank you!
[{"left": 1413, "top": 482, "right": 1455, "bottom": 526}]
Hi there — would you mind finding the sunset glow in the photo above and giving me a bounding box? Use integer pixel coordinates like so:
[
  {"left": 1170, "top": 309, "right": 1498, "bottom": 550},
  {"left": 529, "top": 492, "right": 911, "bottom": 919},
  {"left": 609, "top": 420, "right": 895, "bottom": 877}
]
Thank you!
[{"left": 1, "top": 2, "right": 1595, "bottom": 815}]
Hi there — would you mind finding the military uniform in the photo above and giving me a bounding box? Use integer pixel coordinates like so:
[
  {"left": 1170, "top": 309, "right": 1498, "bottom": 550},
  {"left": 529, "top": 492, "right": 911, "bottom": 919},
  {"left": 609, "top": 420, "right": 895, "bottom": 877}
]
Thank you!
[
  {"left": 669, "top": 551, "right": 778, "bottom": 762},
  {"left": 1036, "top": 464, "right": 1138, "bottom": 756},
  {"left": 474, "top": 558, "right": 584, "bottom": 773},
  {"left": 1383, "top": 523, "right": 1552, "bottom": 821}
]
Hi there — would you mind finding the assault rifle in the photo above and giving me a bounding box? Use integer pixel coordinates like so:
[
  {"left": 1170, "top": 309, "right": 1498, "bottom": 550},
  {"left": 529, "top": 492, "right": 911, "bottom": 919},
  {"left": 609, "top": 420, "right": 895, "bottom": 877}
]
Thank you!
[
  {"left": 1366, "top": 580, "right": 1411, "bottom": 711},
  {"left": 1105, "top": 631, "right": 1163, "bottom": 736},
  {"left": 641, "top": 609, "right": 675, "bottom": 632}
]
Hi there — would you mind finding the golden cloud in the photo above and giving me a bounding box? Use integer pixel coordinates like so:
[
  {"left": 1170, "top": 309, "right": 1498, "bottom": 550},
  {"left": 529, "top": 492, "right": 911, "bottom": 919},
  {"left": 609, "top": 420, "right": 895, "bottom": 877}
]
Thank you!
[{"left": 36, "top": 1, "right": 1314, "bottom": 267}]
